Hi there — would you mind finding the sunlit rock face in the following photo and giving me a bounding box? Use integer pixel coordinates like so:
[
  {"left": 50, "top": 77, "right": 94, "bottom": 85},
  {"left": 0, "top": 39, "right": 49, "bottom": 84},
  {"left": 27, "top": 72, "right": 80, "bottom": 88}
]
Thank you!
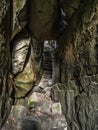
[{"left": 11, "top": 31, "right": 43, "bottom": 98}]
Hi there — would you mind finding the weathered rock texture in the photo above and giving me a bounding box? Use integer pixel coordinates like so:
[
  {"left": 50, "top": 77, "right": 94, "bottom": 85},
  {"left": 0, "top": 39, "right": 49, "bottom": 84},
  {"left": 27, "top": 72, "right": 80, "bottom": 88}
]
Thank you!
[
  {"left": 0, "top": 0, "right": 98, "bottom": 130},
  {"left": 11, "top": 0, "right": 27, "bottom": 39},
  {"left": 11, "top": 34, "right": 43, "bottom": 98},
  {"left": 0, "top": 0, "right": 13, "bottom": 128},
  {"left": 53, "top": 0, "right": 98, "bottom": 130},
  {"left": 0, "top": 0, "right": 28, "bottom": 127},
  {"left": 27, "top": 0, "right": 61, "bottom": 40}
]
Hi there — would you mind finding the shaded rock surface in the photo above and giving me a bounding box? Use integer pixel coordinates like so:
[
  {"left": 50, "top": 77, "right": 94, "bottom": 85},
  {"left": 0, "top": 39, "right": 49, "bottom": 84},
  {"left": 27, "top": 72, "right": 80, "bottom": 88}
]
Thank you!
[
  {"left": 0, "top": 0, "right": 13, "bottom": 128},
  {"left": 11, "top": 0, "right": 27, "bottom": 39},
  {"left": 27, "top": 0, "right": 60, "bottom": 40},
  {"left": 0, "top": 0, "right": 98, "bottom": 130},
  {"left": 54, "top": 1, "right": 98, "bottom": 130}
]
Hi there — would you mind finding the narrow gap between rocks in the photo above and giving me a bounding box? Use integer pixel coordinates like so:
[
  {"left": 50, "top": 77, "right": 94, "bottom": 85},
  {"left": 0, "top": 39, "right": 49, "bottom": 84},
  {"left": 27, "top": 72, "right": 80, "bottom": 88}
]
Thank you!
[{"left": 2, "top": 41, "right": 67, "bottom": 130}]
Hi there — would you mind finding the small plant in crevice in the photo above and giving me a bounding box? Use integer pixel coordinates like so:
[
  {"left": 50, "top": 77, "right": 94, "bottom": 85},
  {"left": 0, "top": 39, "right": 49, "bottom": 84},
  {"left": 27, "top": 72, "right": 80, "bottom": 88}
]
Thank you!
[{"left": 28, "top": 98, "right": 35, "bottom": 109}]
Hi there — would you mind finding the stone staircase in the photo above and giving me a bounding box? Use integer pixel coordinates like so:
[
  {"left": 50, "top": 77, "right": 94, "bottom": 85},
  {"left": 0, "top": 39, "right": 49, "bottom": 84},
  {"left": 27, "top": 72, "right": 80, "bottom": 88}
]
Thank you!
[
  {"left": 38, "top": 41, "right": 53, "bottom": 89},
  {"left": 2, "top": 41, "right": 67, "bottom": 130},
  {"left": 43, "top": 41, "right": 53, "bottom": 79}
]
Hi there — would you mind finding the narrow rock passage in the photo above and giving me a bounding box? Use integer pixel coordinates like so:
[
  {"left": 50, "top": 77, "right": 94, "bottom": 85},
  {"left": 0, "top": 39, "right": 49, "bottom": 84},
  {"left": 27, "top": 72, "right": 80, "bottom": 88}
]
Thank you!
[
  {"left": 43, "top": 41, "right": 53, "bottom": 79},
  {"left": 2, "top": 41, "right": 67, "bottom": 130},
  {"left": 26, "top": 41, "right": 67, "bottom": 130},
  {"left": 38, "top": 41, "right": 54, "bottom": 90}
]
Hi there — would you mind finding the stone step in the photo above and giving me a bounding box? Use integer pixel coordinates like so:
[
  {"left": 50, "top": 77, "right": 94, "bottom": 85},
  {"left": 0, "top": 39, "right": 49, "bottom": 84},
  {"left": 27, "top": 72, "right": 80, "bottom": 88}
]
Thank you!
[
  {"left": 43, "top": 64, "right": 52, "bottom": 67},
  {"left": 44, "top": 71, "right": 52, "bottom": 74},
  {"left": 43, "top": 74, "right": 52, "bottom": 77},
  {"left": 44, "top": 72, "right": 52, "bottom": 76},
  {"left": 44, "top": 66, "right": 52, "bottom": 68},
  {"left": 43, "top": 76, "right": 52, "bottom": 79},
  {"left": 43, "top": 76, "right": 52, "bottom": 78},
  {"left": 43, "top": 62, "right": 52, "bottom": 64},
  {"left": 44, "top": 67, "right": 52, "bottom": 70},
  {"left": 44, "top": 53, "right": 51, "bottom": 55},
  {"left": 44, "top": 52, "right": 51, "bottom": 55},
  {"left": 44, "top": 62, "right": 52, "bottom": 64},
  {"left": 44, "top": 59, "right": 52, "bottom": 61},
  {"left": 43, "top": 73, "right": 52, "bottom": 76},
  {"left": 44, "top": 56, "right": 52, "bottom": 59}
]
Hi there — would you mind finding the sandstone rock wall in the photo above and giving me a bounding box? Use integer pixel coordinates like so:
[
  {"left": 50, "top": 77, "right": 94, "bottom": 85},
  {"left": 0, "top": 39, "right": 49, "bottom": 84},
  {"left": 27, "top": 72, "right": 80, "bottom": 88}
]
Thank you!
[
  {"left": 54, "top": 0, "right": 98, "bottom": 129},
  {"left": 0, "top": 0, "right": 98, "bottom": 129},
  {"left": 0, "top": 0, "right": 13, "bottom": 128}
]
